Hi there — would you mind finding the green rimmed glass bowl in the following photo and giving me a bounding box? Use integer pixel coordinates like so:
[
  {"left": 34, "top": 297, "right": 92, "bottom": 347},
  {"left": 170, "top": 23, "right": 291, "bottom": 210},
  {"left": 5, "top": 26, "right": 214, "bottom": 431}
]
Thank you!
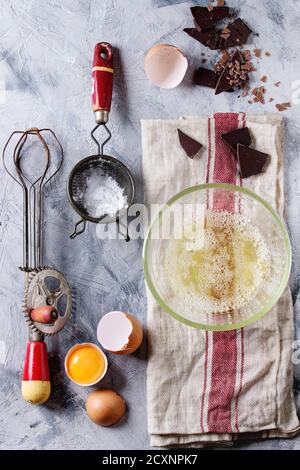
[{"left": 143, "top": 184, "right": 292, "bottom": 331}]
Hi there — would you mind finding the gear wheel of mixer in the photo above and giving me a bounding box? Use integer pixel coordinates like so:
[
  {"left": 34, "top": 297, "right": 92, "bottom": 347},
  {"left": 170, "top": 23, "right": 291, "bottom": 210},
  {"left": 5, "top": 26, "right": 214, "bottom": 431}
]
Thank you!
[{"left": 24, "top": 267, "right": 72, "bottom": 336}]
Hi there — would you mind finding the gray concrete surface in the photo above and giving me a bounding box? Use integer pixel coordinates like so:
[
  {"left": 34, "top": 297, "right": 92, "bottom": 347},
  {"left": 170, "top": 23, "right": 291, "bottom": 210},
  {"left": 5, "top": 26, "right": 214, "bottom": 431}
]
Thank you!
[{"left": 0, "top": 0, "right": 300, "bottom": 450}]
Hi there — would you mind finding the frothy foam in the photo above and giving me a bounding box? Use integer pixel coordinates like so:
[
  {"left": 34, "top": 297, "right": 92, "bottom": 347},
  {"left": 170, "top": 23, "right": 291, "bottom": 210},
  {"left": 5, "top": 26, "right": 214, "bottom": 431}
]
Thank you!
[{"left": 165, "top": 210, "right": 270, "bottom": 314}]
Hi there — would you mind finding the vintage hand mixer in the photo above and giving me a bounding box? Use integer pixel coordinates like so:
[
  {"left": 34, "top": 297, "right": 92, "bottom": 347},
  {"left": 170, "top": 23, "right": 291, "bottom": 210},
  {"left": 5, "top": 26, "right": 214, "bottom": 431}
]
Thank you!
[{"left": 3, "top": 128, "right": 72, "bottom": 404}]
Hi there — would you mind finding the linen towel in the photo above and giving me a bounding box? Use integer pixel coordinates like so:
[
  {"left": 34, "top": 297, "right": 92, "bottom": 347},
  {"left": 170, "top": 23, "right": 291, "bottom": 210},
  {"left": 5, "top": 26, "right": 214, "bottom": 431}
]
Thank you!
[{"left": 142, "top": 113, "right": 300, "bottom": 447}]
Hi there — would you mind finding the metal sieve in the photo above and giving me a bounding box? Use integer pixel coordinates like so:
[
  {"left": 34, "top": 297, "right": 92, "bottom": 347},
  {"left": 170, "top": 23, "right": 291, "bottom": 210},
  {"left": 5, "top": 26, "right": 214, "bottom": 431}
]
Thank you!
[{"left": 67, "top": 43, "right": 135, "bottom": 239}]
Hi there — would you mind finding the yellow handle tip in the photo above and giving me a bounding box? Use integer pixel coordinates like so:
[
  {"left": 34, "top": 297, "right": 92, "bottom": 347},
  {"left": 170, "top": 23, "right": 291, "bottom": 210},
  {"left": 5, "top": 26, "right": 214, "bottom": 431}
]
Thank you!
[{"left": 22, "top": 380, "right": 51, "bottom": 405}]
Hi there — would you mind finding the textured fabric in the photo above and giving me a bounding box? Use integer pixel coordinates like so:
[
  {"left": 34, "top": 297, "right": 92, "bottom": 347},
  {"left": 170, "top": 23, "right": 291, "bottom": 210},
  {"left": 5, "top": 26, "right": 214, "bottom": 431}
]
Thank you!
[{"left": 142, "top": 113, "right": 300, "bottom": 447}]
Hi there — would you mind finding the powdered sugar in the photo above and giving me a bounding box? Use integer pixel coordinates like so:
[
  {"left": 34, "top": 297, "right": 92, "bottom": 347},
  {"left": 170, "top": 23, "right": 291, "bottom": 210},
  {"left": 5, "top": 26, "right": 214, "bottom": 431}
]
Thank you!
[{"left": 83, "top": 173, "right": 128, "bottom": 218}]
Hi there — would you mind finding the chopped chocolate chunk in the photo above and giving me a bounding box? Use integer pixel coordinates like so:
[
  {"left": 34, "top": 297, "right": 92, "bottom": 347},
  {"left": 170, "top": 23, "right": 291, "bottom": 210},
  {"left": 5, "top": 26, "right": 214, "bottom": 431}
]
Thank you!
[
  {"left": 177, "top": 129, "right": 203, "bottom": 159},
  {"left": 237, "top": 144, "right": 270, "bottom": 178},
  {"left": 252, "top": 86, "right": 266, "bottom": 104},
  {"left": 254, "top": 48, "right": 261, "bottom": 58},
  {"left": 219, "top": 50, "right": 231, "bottom": 65},
  {"left": 194, "top": 67, "right": 217, "bottom": 88},
  {"left": 269, "top": 97, "right": 274, "bottom": 102},
  {"left": 274, "top": 81, "right": 281, "bottom": 87},
  {"left": 191, "top": 6, "right": 230, "bottom": 31},
  {"left": 202, "top": 58, "right": 207, "bottom": 64},
  {"left": 242, "top": 49, "right": 251, "bottom": 61},
  {"left": 242, "top": 61, "right": 254, "bottom": 71},
  {"left": 220, "top": 26, "right": 231, "bottom": 40},
  {"left": 254, "top": 97, "right": 263, "bottom": 104},
  {"left": 222, "top": 27, "right": 231, "bottom": 34},
  {"left": 215, "top": 52, "right": 231, "bottom": 74},
  {"left": 265, "top": 51, "right": 271, "bottom": 57},
  {"left": 276, "top": 102, "right": 291, "bottom": 112},
  {"left": 221, "top": 127, "right": 252, "bottom": 154},
  {"left": 215, "top": 50, "right": 249, "bottom": 94},
  {"left": 183, "top": 27, "right": 217, "bottom": 48},
  {"left": 276, "top": 104, "right": 286, "bottom": 112},
  {"left": 261, "top": 75, "right": 268, "bottom": 82},
  {"left": 241, "top": 82, "right": 249, "bottom": 97}
]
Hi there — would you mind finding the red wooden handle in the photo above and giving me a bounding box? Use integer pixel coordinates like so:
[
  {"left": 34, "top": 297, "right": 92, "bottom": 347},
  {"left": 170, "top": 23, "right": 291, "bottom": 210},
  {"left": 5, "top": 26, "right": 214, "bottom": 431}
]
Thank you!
[
  {"left": 92, "top": 42, "right": 114, "bottom": 122},
  {"left": 22, "top": 341, "right": 51, "bottom": 404}
]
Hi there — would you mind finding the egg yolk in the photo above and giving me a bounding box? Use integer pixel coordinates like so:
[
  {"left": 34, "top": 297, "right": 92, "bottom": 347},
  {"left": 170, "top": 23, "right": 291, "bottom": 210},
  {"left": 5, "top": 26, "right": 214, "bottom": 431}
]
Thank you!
[{"left": 67, "top": 345, "right": 105, "bottom": 385}]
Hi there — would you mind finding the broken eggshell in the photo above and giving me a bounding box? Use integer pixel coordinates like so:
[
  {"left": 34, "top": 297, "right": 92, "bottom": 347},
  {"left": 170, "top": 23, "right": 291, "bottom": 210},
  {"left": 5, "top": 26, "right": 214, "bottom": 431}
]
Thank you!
[
  {"left": 97, "top": 311, "right": 143, "bottom": 355},
  {"left": 144, "top": 44, "right": 188, "bottom": 89}
]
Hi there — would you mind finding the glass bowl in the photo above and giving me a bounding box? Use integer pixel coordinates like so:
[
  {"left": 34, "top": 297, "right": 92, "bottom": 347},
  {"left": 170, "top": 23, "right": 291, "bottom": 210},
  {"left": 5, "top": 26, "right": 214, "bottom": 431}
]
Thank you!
[{"left": 143, "top": 184, "right": 292, "bottom": 331}]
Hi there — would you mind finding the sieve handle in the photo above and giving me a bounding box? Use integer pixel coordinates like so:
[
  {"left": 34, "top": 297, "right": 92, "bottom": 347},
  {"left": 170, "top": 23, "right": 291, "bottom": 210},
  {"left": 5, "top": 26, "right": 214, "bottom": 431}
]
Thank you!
[
  {"left": 70, "top": 219, "right": 87, "bottom": 239},
  {"left": 92, "top": 43, "right": 113, "bottom": 124}
]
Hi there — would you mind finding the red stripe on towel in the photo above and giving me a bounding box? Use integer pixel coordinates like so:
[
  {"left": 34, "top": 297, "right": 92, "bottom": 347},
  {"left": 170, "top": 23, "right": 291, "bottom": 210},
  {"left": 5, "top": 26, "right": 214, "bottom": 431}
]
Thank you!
[
  {"left": 206, "top": 118, "right": 212, "bottom": 184},
  {"left": 234, "top": 113, "right": 246, "bottom": 432},
  {"left": 235, "top": 327, "right": 245, "bottom": 432},
  {"left": 199, "top": 119, "right": 213, "bottom": 432},
  {"left": 200, "top": 331, "right": 209, "bottom": 433},
  {"left": 207, "top": 331, "right": 237, "bottom": 432},
  {"left": 207, "top": 113, "right": 240, "bottom": 433}
]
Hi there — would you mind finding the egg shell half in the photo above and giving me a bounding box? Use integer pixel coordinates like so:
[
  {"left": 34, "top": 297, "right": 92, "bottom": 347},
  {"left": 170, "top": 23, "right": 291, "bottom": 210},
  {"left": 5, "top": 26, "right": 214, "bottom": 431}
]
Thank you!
[
  {"left": 144, "top": 44, "right": 188, "bottom": 89},
  {"left": 97, "top": 311, "right": 143, "bottom": 355}
]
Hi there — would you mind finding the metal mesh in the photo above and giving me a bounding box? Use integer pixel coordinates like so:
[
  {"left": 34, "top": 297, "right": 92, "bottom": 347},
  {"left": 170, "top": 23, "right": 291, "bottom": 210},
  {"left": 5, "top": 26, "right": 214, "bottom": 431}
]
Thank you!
[{"left": 68, "top": 154, "right": 134, "bottom": 223}]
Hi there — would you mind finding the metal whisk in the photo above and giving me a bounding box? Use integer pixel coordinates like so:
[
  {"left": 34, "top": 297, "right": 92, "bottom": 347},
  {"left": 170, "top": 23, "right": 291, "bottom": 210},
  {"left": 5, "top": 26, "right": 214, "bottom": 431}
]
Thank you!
[{"left": 3, "top": 128, "right": 63, "bottom": 269}]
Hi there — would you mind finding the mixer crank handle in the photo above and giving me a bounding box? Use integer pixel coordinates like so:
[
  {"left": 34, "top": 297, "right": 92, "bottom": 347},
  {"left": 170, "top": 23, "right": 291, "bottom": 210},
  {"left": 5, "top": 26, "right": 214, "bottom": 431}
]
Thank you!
[{"left": 70, "top": 219, "right": 86, "bottom": 239}]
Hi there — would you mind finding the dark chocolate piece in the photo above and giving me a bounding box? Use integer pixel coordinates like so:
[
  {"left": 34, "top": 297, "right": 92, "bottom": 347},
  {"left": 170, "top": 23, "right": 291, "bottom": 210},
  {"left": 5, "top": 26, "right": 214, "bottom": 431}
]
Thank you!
[
  {"left": 183, "top": 27, "right": 217, "bottom": 48},
  {"left": 206, "top": 31, "right": 223, "bottom": 50},
  {"left": 220, "top": 19, "right": 252, "bottom": 48},
  {"left": 194, "top": 67, "right": 217, "bottom": 88},
  {"left": 215, "top": 50, "right": 249, "bottom": 95},
  {"left": 185, "top": 24, "right": 223, "bottom": 51},
  {"left": 194, "top": 67, "right": 234, "bottom": 92},
  {"left": 206, "top": 18, "right": 252, "bottom": 51},
  {"left": 177, "top": 129, "right": 203, "bottom": 159},
  {"left": 237, "top": 144, "right": 270, "bottom": 178},
  {"left": 221, "top": 127, "right": 252, "bottom": 154},
  {"left": 191, "top": 6, "right": 230, "bottom": 31}
]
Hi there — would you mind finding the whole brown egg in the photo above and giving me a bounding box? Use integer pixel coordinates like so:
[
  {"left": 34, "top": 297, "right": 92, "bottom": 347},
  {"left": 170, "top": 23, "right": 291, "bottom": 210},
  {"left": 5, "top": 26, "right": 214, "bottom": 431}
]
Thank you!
[{"left": 86, "top": 389, "right": 126, "bottom": 426}]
